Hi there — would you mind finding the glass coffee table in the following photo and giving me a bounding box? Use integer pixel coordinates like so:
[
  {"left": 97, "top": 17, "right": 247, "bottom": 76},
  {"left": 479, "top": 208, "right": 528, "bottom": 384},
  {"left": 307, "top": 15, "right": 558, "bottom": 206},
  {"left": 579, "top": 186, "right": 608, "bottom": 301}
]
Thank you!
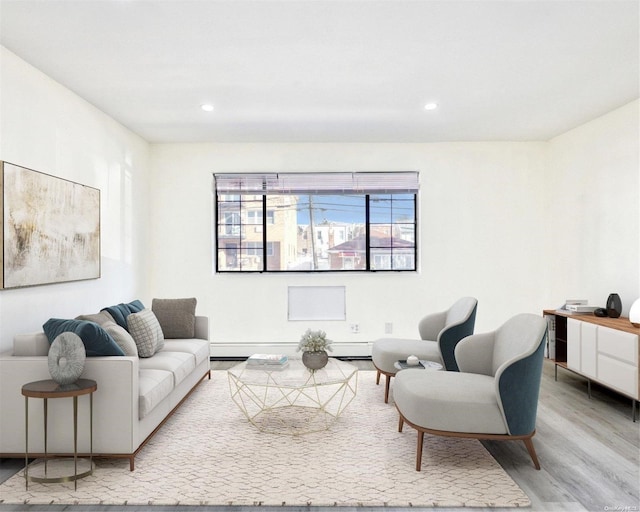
[{"left": 227, "top": 358, "right": 358, "bottom": 435}]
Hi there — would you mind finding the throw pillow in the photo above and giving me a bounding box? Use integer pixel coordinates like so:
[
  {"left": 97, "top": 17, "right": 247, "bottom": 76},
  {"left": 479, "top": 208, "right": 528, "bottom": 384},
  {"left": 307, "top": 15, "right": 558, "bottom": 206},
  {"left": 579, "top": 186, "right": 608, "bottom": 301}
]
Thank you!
[
  {"left": 75, "top": 311, "right": 114, "bottom": 326},
  {"left": 101, "top": 299, "right": 145, "bottom": 330},
  {"left": 128, "top": 309, "right": 165, "bottom": 357},
  {"left": 102, "top": 320, "right": 138, "bottom": 357},
  {"left": 151, "top": 298, "right": 197, "bottom": 339},
  {"left": 43, "top": 319, "right": 125, "bottom": 357}
]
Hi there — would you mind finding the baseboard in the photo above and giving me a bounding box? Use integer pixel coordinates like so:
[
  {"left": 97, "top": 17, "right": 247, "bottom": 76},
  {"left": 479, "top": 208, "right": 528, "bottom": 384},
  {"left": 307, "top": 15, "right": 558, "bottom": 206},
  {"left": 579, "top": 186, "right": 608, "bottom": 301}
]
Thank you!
[
  {"left": 210, "top": 341, "right": 372, "bottom": 358},
  {"left": 210, "top": 355, "right": 373, "bottom": 362}
]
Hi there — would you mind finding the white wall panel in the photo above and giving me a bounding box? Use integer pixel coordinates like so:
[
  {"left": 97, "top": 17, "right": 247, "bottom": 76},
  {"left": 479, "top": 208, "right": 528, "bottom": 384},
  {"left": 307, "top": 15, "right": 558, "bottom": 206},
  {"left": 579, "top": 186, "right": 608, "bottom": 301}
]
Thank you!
[
  {"left": 548, "top": 100, "right": 639, "bottom": 315},
  {"left": 148, "top": 141, "right": 551, "bottom": 353},
  {"left": 148, "top": 101, "right": 639, "bottom": 355},
  {"left": 0, "top": 47, "right": 151, "bottom": 352}
]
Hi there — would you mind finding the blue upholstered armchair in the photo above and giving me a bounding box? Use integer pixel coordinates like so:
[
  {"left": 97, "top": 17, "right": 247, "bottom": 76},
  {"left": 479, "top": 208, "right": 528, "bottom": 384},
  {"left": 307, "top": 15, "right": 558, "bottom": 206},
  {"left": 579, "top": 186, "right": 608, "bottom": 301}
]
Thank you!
[
  {"left": 371, "top": 297, "right": 478, "bottom": 403},
  {"left": 393, "top": 313, "right": 548, "bottom": 471}
]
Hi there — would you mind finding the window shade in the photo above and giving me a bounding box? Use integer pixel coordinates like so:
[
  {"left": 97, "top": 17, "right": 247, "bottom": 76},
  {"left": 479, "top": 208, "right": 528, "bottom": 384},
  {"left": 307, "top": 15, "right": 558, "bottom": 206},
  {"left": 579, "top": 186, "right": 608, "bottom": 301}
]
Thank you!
[{"left": 214, "top": 171, "right": 419, "bottom": 195}]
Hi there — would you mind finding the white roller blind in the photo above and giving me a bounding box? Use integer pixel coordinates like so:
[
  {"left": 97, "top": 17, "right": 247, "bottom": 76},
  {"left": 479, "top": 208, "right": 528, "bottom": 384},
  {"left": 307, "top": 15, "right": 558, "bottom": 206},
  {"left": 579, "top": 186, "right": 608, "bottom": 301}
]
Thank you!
[
  {"left": 214, "top": 171, "right": 419, "bottom": 195},
  {"left": 213, "top": 173, "right": 279, "bottom": 194}
]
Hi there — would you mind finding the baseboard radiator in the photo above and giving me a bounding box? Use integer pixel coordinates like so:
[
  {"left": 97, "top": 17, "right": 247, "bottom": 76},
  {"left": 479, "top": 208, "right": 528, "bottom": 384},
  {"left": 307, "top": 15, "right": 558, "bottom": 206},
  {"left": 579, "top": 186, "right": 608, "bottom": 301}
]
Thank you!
[{"left": 210, "top": 341, "right": 372, "bottom": 359}]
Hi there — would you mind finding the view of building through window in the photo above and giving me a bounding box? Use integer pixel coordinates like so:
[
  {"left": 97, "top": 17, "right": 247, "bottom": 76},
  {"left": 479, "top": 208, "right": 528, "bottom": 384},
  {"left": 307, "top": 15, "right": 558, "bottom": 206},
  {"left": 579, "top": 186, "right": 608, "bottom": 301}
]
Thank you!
[{"left": 216, "top": 192, "right": 416, "bottom": 272}]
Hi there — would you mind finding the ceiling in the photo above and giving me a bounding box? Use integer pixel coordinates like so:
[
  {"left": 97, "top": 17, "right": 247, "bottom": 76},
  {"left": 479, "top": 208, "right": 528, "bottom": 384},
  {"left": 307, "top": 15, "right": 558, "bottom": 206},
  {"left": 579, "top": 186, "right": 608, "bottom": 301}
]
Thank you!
[{"left": 0, "top": 0, "right": 638, "bottom": 143}]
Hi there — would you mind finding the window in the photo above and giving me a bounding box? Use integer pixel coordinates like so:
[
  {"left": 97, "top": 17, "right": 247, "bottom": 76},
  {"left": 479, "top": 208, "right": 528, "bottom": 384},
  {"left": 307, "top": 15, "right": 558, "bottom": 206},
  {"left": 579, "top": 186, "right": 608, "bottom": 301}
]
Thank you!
[{"left": 214, "top": 172, "right": 419, "bottom": 272}]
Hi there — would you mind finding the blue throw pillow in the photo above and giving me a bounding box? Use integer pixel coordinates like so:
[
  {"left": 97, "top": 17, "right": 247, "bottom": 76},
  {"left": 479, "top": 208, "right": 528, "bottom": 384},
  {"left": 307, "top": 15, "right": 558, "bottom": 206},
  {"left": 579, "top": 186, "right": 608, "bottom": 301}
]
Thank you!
[
  {"left": 43, "top": 319, "right": 125, "bottom": 357},
  {"left": 100, "top": 300, "right": 145, "bottom": 330}
]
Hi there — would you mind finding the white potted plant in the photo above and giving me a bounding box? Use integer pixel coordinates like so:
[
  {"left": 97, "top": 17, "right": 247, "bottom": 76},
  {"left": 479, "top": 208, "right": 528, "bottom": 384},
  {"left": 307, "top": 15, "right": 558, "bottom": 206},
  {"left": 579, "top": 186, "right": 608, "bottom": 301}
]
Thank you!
[{"left": 297, "top": 329, "right": 332, "bottom": 370}]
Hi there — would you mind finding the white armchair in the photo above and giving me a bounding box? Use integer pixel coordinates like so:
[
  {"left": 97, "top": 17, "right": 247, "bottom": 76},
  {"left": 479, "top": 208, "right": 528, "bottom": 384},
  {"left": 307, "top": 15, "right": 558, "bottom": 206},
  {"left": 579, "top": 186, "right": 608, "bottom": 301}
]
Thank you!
[
  {"left": 371, "top": 297, "right": 478, "bottom": 403},
  {"left": 393, "top": 313, "right": 548, "bottom": 471}
]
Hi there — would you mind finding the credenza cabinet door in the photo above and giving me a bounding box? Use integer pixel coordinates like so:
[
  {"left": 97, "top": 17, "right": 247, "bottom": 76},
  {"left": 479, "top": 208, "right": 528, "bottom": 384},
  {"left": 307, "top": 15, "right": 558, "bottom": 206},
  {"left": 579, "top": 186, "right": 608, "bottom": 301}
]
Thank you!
[
  {"left": 568, "top": 319, "right": 597, "bottom": 378},
  {"left": 567, "top": 318, "right": 582, "bottom": 372},
  {"left": 580, "top": 323, "right": 598, "bottom": 378}
]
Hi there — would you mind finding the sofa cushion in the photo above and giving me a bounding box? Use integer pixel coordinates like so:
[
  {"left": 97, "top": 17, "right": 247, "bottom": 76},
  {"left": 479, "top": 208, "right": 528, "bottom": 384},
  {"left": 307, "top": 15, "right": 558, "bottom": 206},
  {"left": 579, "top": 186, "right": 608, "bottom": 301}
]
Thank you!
[
  {"left": 101, "top": 300, "right": 145, "bottom": 330},
  {"left": 151, "top": 298, "right": 197, "bottom": 339},
  {"left": 394, "top": 370, "right": 507, "bottom": 434},
  {"left": 43, "top": 319, "right": 125, "bottom": 357},
  {"left": 138, "top": 369, "right": 174, "bottom": 419},
  {"left": 128, "top": 309, "right": 165, "bottom": 357},
  {"left": 371, "top": 338, "right": 443, "bottom": 375},
  {"left": 139, "top": 351, "right": 195, "bottom": 387},
  {"left": 161, "top": 339, "right": 209, "bottom": 366}
]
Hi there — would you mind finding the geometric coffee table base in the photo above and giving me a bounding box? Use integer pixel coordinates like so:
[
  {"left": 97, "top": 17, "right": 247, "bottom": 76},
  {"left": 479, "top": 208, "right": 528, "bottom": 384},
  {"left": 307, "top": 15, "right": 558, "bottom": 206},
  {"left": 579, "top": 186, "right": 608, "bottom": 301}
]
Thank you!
[{"left": 228, "top": 359, "right": 358, "bottom": 436}]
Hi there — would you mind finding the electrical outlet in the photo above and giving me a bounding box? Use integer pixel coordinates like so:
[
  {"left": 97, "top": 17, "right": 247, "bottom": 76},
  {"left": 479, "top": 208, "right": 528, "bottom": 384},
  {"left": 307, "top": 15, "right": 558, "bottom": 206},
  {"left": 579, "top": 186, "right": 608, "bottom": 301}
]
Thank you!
[
  {"left": 385, "top": 322, "right": 393, "bottom": 334},
  {"left": 350, "top": 324, "right": 360, "bottom": 333}
]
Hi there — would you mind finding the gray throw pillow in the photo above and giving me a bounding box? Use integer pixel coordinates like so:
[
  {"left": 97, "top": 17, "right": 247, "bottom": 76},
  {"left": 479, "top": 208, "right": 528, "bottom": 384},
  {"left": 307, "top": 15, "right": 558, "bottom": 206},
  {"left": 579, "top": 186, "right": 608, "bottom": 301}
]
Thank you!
[
  {"left": 151, "top": 298, "right": 197, "bottom": 339},
  {"left": 75, "top": 311, "right": 115, "bottom": 326},
  {"left": 128, "top": 309, "right": 165, "bottom": 357},
  {"left": 102, "top": 320, "right": 138, "bottom": 357}
]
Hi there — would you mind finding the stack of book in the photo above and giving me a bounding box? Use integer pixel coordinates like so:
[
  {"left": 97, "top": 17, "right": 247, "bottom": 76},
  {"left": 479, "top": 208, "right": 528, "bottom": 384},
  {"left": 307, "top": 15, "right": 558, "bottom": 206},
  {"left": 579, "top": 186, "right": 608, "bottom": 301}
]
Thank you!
[{"left": 246, "top": 353, "right": 289, "bottom": 370}]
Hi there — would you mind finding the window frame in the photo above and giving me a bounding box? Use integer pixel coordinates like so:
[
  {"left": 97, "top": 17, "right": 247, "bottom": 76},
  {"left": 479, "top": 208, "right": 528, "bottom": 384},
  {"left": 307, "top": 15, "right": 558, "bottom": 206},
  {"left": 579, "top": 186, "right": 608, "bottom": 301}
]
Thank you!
[{"left": 214, "top": 172, "right": 419, "bottom": 273}]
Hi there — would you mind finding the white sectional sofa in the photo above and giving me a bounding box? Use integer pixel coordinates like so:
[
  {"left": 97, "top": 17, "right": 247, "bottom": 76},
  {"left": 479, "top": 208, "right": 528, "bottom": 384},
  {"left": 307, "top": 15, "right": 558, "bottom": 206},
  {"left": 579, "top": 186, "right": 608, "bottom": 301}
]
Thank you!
[{"left": 0, "top": 300, "right": 210, "bottom": 470}]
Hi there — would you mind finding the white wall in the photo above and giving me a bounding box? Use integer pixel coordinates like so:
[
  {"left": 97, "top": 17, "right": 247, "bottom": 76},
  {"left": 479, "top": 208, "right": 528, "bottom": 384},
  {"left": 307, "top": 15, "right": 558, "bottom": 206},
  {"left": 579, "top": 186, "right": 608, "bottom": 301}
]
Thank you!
[
  {"left": 0, "top": 47, "right": 151, "bottom": 352},
  {"left": 149, "top": 102, "right": 638, "bottom": 356},
  {"left": 149, "top": 141, "right": 552, "bottom": 354},
  {"left": 547, "top": 100, "right": 639, "bottom": 314},
  {"left": 1, "top": 45, "right": 637, "bottom": 357}
]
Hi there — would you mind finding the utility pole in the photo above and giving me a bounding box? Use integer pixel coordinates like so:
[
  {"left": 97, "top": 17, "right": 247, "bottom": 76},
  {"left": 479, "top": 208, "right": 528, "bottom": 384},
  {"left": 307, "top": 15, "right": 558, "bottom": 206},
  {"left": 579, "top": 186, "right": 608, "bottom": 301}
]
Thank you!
[{"left": 308, "top": 195, "right": 318, "bottom": 269}]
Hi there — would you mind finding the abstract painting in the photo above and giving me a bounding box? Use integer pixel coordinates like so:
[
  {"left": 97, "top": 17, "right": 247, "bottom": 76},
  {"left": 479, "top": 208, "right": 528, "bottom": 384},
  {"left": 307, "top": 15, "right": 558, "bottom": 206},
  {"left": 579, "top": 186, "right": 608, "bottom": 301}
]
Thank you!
[{"left": 1, "top": 162, "right": 100, "bottom": 289}]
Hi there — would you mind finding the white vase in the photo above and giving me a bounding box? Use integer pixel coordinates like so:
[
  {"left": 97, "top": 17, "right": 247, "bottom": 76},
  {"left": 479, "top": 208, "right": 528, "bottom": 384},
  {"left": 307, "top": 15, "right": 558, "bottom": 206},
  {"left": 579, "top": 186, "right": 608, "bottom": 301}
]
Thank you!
[{"left": 629, "top": 298, "right": 640, "bottom": 327}]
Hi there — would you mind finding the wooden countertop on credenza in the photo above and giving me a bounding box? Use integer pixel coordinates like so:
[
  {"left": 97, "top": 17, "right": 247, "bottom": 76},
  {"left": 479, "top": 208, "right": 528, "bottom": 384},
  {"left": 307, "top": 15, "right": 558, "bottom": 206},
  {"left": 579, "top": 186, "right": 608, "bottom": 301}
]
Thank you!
[{"left": 543, "top": 309, "right": 640, "bottom": 335}]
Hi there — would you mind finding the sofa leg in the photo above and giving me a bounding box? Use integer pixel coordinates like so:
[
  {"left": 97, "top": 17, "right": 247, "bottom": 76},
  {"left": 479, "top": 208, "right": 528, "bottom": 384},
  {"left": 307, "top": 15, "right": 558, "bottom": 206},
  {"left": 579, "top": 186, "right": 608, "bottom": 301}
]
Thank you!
[
  {"left": 376, "top": 370, "right": 380, "bottom": 385},
  {"left": 129, "top": 456, "right": 135, "bottom": 471},
  {"left": 207, "top": 369, "right": 211, "bottom": 380}
]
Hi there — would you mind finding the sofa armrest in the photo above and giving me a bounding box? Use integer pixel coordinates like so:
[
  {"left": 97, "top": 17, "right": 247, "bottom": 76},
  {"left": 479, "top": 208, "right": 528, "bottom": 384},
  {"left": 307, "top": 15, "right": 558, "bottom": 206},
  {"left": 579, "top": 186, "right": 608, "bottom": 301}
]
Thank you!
[
  {"left": 13, "top": 332, "right": 49, "bottom": 356},
  {"left": 195, "top": 316, "right": 209, "bottom": 341},
  {"left": 0, "top": 354, "right": 139, "bottom": 455}
]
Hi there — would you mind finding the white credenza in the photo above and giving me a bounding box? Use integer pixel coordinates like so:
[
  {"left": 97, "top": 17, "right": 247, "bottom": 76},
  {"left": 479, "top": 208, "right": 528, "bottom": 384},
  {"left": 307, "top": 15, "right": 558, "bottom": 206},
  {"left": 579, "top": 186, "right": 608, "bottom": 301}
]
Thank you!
[{"left": 544, "top": 310, "right": 639, "bottom": 421}]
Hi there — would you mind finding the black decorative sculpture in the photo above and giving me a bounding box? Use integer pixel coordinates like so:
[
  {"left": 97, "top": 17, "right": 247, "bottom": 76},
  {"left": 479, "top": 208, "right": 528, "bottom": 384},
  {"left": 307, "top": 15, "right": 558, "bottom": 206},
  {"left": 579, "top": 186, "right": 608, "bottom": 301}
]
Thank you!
[{"left": 606, "top": 293, "right": 622, "bottom": 319}]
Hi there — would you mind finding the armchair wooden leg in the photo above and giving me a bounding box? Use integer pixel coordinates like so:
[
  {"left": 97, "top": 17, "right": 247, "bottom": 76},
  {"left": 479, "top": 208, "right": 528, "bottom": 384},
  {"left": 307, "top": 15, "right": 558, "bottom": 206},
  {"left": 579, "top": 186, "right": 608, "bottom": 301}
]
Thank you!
[
  {"left": 398, "top": 414, "right": 404, "bottom": 432},
  {"left": 523, "top": 436, "right": 541, "bottom": 470},
  {"left": 416, "top": 431, "right": 424, "bottom": 471},
  {"left": 384, "top": 375, "right": 391, "bottom": 403},
  {"left": 376, "top": 370, "right": 381, "bottom": 385}
]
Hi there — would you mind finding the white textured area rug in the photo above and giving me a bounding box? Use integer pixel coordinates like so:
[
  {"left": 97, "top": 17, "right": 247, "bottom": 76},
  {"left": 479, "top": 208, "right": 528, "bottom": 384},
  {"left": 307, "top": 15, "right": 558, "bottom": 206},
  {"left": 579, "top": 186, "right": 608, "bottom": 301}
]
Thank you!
[{"left": 0, "top": 370, "right": 530, "bottom": 507}]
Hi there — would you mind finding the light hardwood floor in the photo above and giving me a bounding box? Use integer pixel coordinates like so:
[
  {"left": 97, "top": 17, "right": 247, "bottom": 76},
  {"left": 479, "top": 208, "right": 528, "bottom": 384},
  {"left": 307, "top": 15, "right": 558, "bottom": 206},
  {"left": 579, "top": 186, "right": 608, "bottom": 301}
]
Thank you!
[{"left": 1, "top": 359, "right": 638, "bottom": 512}]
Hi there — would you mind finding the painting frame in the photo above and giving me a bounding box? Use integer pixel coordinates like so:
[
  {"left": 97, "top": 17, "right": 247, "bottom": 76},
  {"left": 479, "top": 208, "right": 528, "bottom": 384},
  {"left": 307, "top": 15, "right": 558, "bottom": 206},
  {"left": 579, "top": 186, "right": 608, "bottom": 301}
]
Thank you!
[{"left": 0, "top": 161, "right": 101, "bottom": 289}]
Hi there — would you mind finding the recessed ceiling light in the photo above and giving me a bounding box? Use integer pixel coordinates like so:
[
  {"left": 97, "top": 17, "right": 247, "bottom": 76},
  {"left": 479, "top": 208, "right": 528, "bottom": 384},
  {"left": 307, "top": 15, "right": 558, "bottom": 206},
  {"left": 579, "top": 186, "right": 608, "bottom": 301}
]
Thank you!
[
  {"left": 424, "top": 103, "right": 438, "bottom": 111},
  {"left": 201, "top": 104, "right": 214, "bottom": 112}
]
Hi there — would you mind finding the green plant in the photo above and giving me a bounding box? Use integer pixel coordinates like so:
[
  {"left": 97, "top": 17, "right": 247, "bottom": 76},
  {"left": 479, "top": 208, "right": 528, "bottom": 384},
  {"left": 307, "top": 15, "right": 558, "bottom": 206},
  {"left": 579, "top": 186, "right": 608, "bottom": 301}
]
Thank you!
[{"left": 297, "top": 329, "right": 333, "bottom": 353}]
